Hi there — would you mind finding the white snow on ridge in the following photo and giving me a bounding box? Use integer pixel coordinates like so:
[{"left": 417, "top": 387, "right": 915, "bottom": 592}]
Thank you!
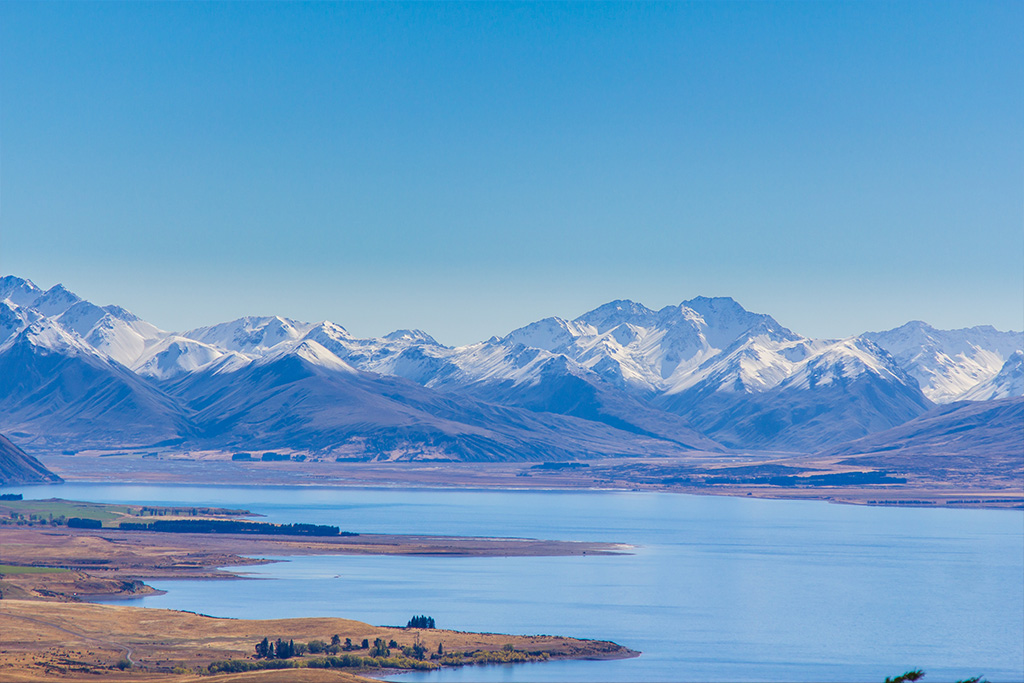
[
  {"left": 132, "top": 337, "right": 228, "bottom": 380},
  {"left": 778, "top": 338, "right": 906, "bottom": 391},
  {"left": 961, "top": 350, "right": 1024, "bottom": 400},
  {"left": 502, "top": 317, "right": 595, "bottom": 352},
  {"left": 57, "top": 300, "right": 167, "bottom": 368},
  {"left": 258, "top": 338, "right": 358, "bottom": 374},
  {"left": 185, "top": 316, "right": 316, "bottom": 355},
  {"left": 0, "top": 318, "right": 102, "bottom": 358},
  {"left": 866, "top": 321, "right": 1024, "bottom": 402},
  {"left": 1, "top": 273, "right": 1019, "bottom": 403}
]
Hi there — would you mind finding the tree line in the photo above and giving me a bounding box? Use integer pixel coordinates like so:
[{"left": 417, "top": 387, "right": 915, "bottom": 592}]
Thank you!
[{"left": 117, "top": 519, "right": 351, "bottom": 536}]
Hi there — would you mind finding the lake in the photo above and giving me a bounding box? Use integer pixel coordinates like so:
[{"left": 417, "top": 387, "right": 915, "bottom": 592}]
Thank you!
[{"left": 9, "top": 483, "right": 1023, "bottom": 682}]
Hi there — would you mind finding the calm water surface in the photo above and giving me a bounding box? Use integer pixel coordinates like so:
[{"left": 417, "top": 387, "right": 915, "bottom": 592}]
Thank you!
[{"left": 10, "top": 483, "right": 1023, "bottom": 682}]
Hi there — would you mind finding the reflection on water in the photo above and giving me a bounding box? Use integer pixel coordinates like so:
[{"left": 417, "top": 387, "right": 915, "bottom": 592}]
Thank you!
[{"left": 11, "top": 482, "right": 1024, "bottom": 682}]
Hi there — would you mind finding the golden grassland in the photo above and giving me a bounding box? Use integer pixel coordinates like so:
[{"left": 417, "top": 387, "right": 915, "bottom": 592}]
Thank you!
[
  {"left": 0, "top": 599, "right": 635, "bottom": 682},
  {"left": 0, "top": 500, "right": 637, "bottom": 680}
]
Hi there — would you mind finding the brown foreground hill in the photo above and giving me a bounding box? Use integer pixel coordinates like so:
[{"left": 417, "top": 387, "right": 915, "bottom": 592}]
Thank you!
[{"left": 0, "top": 600, "right": 636, "bottom": 682}]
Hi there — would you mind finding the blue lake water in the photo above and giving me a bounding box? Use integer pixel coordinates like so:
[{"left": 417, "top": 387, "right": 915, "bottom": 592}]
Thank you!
[{"left": 9, "top": 483, "right": 1024, "bottom": 682}]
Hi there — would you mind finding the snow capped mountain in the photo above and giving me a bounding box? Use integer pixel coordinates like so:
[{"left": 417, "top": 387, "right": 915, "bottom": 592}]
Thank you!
[
  {"left": 655, "top": 335, "right": 932, "bottom": 451},
  {"left": 776, "top": 338, "right": 912, "bottom": 392},
  {"left": 132, "top": 336, "right": 229, "bottom": 380},
  {"left": 498, "top": 296, "right": 801, "bottom": 396},
  {"left": 961, "top": 350, "right": 1024, "bottom": 401},
  {"left": 258, "top": 338, "right": 359, "bottom": 374},
  {"left": 383, "top": 329, "right": 444, "bottom": 346},
  {"left": 0, "top": 275, "right": 47, "bottom": 308},
  {"left": 865, "top": 321, "right": 1023, "bottom": 402},
  {"left": 0, "top": 318, "right": 189, "bottom": 451},
  {"left": 0, "top": 317, "right": 99, "bottom": 358},
  {"left": 0, "top": 276, "right": 83, "bottom": 317},
  {"left": 56, "top": 300, "right": 164, "bottom": 367},
  {"left": 185, "top": 316, "right": 316, "bottom": 355},
  {"left": 0, "top": 272, "right": 1016, "bottom": 458},
  {"left": 0, "top": 300, "right": 43, "bottom": 345}
]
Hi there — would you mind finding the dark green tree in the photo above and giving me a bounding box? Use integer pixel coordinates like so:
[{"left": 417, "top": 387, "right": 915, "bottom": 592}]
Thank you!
[
  {"left": 370, "top": 638, "right": 390, "bottom": 658},
  {"left": 885, "top": 671, "right": 924, "bottom": 683}
]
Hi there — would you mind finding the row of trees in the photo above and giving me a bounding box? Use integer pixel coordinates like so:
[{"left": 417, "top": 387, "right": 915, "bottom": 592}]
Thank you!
[
  {"left": 118, "top": 519, "right": 346, "bottom": 536},
  {"left": 255, "top": 636, "right": 443, "bottom": 661},
  {"left": 407, "top": 615, "right": 435, "bottom": 629}
]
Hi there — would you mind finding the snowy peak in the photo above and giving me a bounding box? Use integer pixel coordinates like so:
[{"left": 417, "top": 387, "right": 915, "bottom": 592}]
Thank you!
[
  {"left": 498, "top": 296, "right": 800, "bottom": 395},
  {"left": 0, "top": 278, "right": 83, "bottom": 318},
  {"left": 503, "top": 317, "right": 593, "bottom": 352},
  {"left": 779, "top": 337, "right": 912, "bottom": 392},
  {"left": 678, "top": 296, "right": 796, "bottom": 349},
  {"left": 29, "top": 284, "right": 83, "bottom": 317},
  {"left": 260, "top": 338, "right": 357, "bottom": 375},
  {"left": 575, "top": 299, "right": 657, "bottom": 333},
  {"left": 383, "top": 329, "right": 443, "bottom": 346},
  {"left": 133, "top": 336, "right": 228, "bottom": 380},
  {"left": 0, "top": 275, "right": 44, "bottom": 307},
  {"left": 55, "top": 300, "right": 165, "bottom": 367},
  {"left": 865, "top": 322, "right": 1023, "bottom": 402},
  {"left": 0, "top": 318, "right": 99, "bottom": 358},
  {"left": 962, "top": 350, "right": 1024, "bottom": 401},
  {"left": 185, "top": 315, "right": 315, "bottom": 355}
]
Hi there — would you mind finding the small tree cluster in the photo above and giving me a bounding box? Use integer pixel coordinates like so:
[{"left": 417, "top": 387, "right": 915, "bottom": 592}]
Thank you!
[
  {"left": 369, "top": 638, "right": 390, "bottom": 658},
  {"left": 255, "top": 638, "right": 300, "bottom": 659},
  {"left": 401, "top": 643, "right": 428, "bottom": 660},
  {"left": 407, "top": 615, "right": 435, "bottom": 629}
]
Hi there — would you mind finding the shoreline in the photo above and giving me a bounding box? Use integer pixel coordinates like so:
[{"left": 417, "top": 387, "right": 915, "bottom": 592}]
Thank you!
[
  {"left": 0, "top": 518, "right": 640, "bottom": 680},
  {"left": 18, "top": 456, "right": 1024, "bottom": 510},
  {"left": 0, "top": 599, "right": 638, "bottom": 682},
  {"left": 0, "top": 522, "right": 633, "bottom": 602}
]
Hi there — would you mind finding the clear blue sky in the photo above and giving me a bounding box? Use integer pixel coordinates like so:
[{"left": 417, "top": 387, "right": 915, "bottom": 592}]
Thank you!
[{"left": 2, "top": 2, "right": 1021, "bottom": 344}]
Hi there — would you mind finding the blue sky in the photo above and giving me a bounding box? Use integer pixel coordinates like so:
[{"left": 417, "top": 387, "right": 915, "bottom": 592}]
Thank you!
[{"left": 1, "top": 2, "right": 1021, "bottom": 344}]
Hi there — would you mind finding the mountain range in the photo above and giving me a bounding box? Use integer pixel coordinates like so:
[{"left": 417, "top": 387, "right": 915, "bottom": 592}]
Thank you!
[{"left": 1, "top": 275, "right": 1020, "bottom": 462}]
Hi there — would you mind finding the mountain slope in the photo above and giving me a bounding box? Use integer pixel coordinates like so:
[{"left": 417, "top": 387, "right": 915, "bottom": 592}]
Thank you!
[
  {"left": 0, "top": 433, "right": 62, "bottom": 485},
  {"left": 161, "top": 340, "right": 696, "bottom": 461},
  {"left": 961, "top": 350, "right": 1024, "bottom": 401},
  {"left": 657, "top": 337, "right": 932, "bottom": 451},
  {"left": 819, "top": 398, "right": 1024, "bottom": 481},
  {"left": 0, "top": 321, "right": 190, "bottom": 451}
]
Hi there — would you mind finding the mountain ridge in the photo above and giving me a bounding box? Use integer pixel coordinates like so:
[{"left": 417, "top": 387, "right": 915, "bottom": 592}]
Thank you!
[{"left": 1, "top": 275, "right": 1019, "bottom": 460}]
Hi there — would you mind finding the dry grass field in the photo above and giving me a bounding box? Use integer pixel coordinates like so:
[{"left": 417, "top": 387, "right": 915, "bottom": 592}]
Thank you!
[
  {"left": 0, "top": 502, "right": 637, "bottom": 681},
  {"left": 0, "top": 600, "right": 634, "bottom": 681}
]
